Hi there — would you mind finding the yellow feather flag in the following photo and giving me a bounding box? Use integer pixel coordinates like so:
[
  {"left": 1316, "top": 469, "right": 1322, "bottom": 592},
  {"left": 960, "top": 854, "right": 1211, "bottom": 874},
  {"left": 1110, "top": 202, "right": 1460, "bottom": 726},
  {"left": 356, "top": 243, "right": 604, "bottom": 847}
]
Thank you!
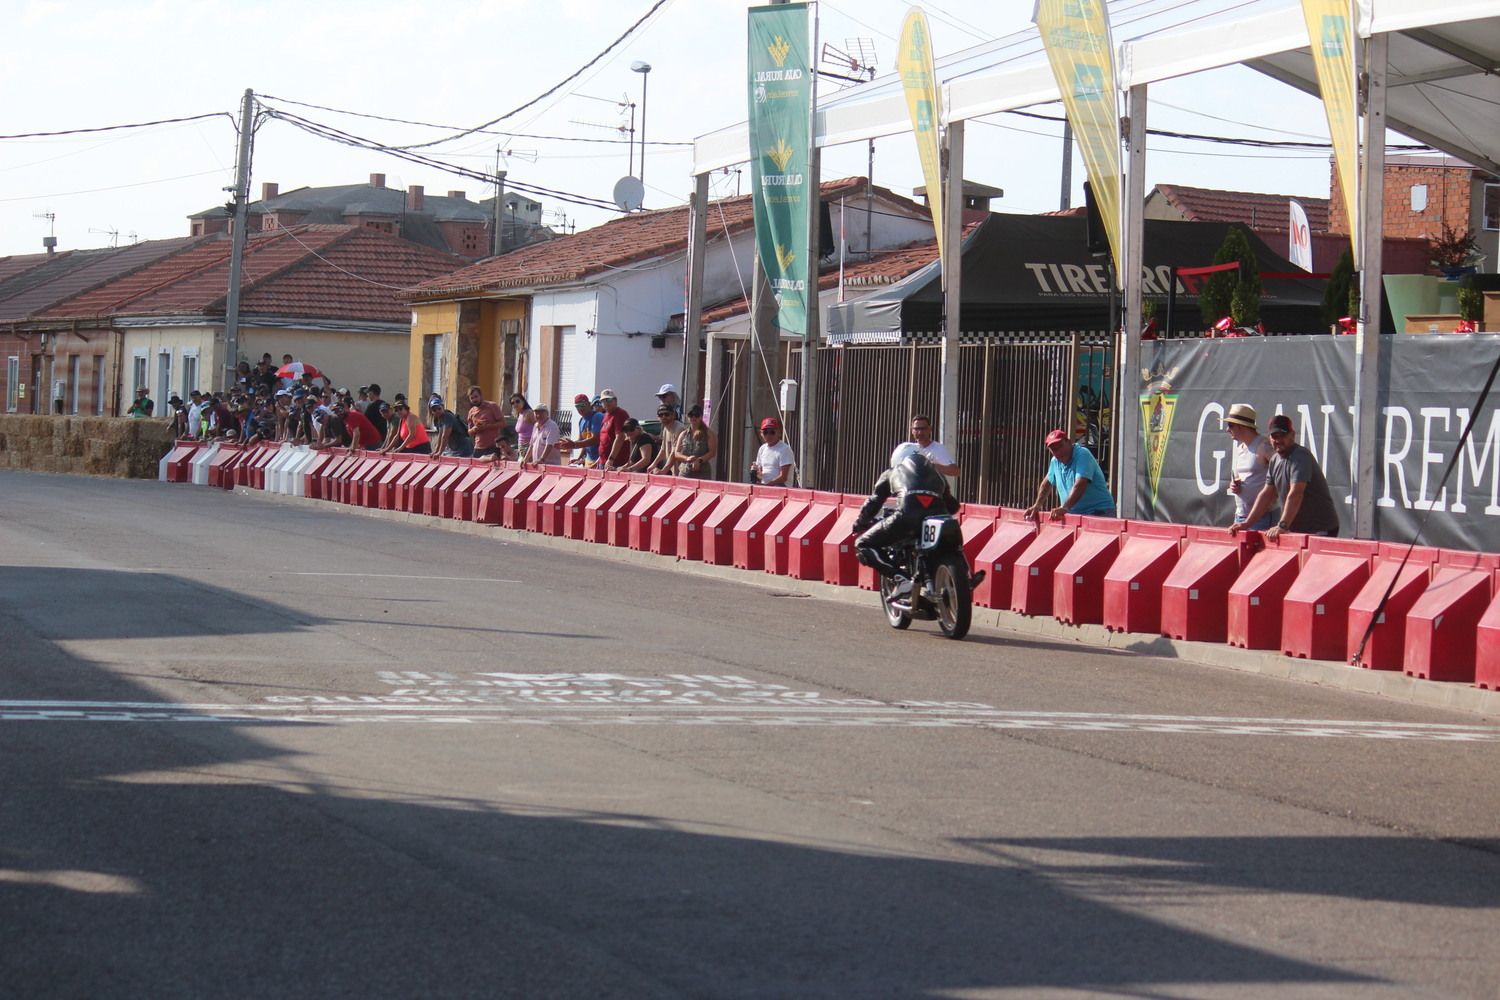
[
  {"left": 1035, "top": 0, "right": 1122, "bottom": 277},
  {"left": 1301, "top": 0, "right": 1359, "bottom": 258},
  {"left": 898, "top": 8, "right": 946, "bottom": 269}
]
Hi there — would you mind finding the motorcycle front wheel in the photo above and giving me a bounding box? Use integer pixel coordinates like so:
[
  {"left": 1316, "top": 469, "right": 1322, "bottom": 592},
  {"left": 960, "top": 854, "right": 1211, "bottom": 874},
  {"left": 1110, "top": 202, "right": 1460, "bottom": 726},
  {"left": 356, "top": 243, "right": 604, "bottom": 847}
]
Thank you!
[
  {"left": 879, "top": 575, "right": 911, "bottom": 630},
  {"left": 932, "top": 555, "right": 973, "bottom": 640}
]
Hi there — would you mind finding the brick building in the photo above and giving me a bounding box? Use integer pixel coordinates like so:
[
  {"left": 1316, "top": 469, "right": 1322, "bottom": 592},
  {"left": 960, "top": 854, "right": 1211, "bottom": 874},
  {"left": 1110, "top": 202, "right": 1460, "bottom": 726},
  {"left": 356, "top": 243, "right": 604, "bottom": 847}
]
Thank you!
[{"left": 1327, "top": 154, "right": 1500, "bottom": 270}]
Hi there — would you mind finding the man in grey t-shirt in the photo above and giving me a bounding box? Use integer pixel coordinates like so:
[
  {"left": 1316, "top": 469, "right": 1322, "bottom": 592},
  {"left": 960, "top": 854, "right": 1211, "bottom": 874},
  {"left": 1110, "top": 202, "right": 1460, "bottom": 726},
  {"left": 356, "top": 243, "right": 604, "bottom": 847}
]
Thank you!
[{"left": 1231, "top": 413, "right": 1339, "bottom": 540}]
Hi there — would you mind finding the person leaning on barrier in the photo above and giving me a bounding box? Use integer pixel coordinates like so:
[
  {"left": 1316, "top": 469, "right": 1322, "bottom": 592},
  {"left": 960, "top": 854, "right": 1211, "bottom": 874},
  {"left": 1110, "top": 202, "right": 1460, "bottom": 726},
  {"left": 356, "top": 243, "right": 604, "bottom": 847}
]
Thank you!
[
  {"left": 1222, "top": 403, "right": 1273, "bottom": 531},
  {"left": 1023, "top": 428, "right": 1116, "bottom": 521},
  {"left": 1231, "top": 413, "right": 1339, "bottom": 541},
  {"left": 673, "top": 404, "right": 717, "bottom": 479}
]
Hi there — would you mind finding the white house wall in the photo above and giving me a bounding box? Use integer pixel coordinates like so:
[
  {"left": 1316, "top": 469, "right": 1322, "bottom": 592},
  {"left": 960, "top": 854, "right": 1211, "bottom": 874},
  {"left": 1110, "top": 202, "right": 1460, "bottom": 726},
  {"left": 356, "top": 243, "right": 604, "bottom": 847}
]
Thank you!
[
  {"left": 241, "top": 326, "right": 410, "bottom": 399},
  {"left": 521, "top": 194, "right": 934, "bottom": 411},
  {"left": 118, "top": 326, "right": 217, "bottom": 415}
]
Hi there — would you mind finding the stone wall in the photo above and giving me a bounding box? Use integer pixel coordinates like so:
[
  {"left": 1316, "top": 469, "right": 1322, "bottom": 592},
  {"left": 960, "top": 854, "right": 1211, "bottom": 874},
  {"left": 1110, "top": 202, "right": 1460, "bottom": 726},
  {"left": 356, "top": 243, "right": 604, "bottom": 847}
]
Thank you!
[{"left": 0, "top": 415, "right": 175, "bottom": 479}]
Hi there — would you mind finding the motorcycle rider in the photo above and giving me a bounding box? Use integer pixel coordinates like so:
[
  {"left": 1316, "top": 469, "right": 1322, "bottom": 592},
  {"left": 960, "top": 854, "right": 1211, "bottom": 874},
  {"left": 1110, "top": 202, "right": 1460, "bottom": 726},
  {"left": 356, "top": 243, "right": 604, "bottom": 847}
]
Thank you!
[{"left": 852, "top": 443, "right": 959, "bottom": 602}]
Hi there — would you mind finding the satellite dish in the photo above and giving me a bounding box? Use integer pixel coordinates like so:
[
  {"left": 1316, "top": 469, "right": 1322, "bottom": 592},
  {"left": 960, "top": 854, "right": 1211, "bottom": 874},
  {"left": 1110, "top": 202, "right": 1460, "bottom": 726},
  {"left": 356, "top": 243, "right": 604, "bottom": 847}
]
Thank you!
[{"left": 613, "top": 175, "right": 645, "bottom": 213}]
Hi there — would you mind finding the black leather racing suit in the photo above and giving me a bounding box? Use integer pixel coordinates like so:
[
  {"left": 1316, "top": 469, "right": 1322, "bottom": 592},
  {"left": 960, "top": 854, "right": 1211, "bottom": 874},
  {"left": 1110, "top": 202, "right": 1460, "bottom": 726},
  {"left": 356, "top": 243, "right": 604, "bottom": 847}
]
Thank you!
[{"left": 852, "top": 453, "right": 958, "bottom": 580}]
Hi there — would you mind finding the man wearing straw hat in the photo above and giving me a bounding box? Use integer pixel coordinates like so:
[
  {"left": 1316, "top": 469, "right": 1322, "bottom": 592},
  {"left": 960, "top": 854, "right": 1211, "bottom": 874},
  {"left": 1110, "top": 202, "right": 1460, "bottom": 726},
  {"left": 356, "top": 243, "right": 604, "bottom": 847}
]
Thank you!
[{"left": 1223, "top": 403, "right": 1273, "bottom": 531}]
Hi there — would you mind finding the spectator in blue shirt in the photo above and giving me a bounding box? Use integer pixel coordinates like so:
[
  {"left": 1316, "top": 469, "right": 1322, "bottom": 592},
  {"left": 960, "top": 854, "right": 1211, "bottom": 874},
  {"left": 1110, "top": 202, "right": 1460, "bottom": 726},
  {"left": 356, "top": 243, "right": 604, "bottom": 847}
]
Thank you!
[
  {"left": 1024, "top": 428, "right": 1115, "bottom": 521},
  {"left": 564, "top": 392, "right": 605, "bottom": 465}
]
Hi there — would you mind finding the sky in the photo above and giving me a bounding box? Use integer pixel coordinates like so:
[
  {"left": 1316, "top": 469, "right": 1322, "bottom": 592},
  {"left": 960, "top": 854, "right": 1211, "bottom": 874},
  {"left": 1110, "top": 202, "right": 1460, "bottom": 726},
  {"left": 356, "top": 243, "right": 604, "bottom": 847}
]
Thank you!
[{"left": 0, "top": 0, "right": 1360, "bottom": 259}]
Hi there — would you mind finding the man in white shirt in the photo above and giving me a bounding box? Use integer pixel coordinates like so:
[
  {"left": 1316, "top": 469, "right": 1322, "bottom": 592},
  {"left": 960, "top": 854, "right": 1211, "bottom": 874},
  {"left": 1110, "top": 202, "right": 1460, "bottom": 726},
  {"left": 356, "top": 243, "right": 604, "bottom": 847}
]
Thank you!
[
  {"left": 751, "top": 416, "right": 795, "bottom": 485},
  {"left": 526, "top": 403, "right": 563, "bottom": 465},
  {"left": 910, "top": 413, "right": 959, "bottom": 477},
  {"left": 184, "top": 390, "right": 206, "bottom": 439}
]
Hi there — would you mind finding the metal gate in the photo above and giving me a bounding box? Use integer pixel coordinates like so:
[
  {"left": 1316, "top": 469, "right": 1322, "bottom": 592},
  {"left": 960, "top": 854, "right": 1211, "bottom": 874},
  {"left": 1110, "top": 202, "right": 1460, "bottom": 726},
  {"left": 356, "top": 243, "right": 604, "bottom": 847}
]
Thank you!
[{"left": 811, "top": 332, "right": 1112, "bottom": 506}]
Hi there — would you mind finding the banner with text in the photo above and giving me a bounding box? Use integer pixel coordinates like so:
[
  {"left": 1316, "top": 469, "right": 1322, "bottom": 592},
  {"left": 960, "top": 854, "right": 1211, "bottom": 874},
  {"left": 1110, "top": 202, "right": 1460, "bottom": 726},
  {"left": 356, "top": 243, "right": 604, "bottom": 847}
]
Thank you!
[
  {"left": 898, "top": 8, "right": 946, "bottom": 273},
  {"left": 1301, "top": 0, "right": 1358, "bottom": 259},
  {"left": 1036, "top": 0, "right": 1122, "bottom": 277},
  {"left": 748, "top": 2, "right": 814, "bottom": 336},
  {"left": 1138, "top": 335, "right": 1500, "bottom": 552}
]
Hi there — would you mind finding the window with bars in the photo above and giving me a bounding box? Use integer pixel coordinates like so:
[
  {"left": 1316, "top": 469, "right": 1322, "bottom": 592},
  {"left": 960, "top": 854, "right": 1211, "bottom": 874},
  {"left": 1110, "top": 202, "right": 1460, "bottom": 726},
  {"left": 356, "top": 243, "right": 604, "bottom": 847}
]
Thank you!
[{"left": 5, "top": 356, "right": 18, "bottom": 412}]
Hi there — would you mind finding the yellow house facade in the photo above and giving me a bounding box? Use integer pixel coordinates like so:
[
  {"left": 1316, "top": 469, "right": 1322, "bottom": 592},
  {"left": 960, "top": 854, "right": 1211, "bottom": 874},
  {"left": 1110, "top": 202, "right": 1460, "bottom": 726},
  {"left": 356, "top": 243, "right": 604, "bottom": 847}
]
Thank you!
[{"left": 407, "top": 298, "right": 528, "bottom": 406}]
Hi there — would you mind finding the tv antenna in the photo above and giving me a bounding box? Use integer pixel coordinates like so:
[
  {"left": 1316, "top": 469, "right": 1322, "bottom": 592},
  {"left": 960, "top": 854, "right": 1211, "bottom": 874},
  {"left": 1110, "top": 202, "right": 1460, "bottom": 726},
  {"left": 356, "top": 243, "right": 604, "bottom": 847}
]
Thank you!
[
  {"left": 819, "top": 38, "right": 878, "bottom": 87},
  {"left": 33, "top": 211, "right": 57, "bottom": 252},
  {"left": 89, "top": 227, "right": 121, "bottom": 248}
]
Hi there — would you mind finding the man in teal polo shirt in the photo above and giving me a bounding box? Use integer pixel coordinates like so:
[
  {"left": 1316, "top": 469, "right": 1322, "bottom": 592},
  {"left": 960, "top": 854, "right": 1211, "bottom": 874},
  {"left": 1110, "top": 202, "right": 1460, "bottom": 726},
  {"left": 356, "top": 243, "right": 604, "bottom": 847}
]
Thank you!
[{"left": 1023, "top": 428, "right": 1116, "bottom": 521}]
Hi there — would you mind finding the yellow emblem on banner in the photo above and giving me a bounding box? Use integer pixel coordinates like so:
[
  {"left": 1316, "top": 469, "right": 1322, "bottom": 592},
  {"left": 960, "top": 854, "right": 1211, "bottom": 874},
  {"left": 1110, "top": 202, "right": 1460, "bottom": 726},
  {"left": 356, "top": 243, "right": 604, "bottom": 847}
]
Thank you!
[
  {"left": 767, "top": 138, "right": 796, "bottom": 173},
  {"left": 775, "top": 244, "right": 796, "bottom": 272},
  {"left": 1141, "top": 391, "right": 1178, "bottom": 507},
  {"left": 768, "top": 35, "right": 792, "bottom": 68}
]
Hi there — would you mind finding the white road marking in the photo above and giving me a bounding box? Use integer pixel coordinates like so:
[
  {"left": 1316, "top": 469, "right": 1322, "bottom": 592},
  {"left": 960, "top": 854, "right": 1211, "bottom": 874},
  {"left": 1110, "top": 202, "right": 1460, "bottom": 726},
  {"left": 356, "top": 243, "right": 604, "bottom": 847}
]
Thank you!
[
  {"left": 133, "top": 570, "right": 522, "bottom": 584},
  {"left": 1, "top": 700, "right": 1498, "bottom": 742}
]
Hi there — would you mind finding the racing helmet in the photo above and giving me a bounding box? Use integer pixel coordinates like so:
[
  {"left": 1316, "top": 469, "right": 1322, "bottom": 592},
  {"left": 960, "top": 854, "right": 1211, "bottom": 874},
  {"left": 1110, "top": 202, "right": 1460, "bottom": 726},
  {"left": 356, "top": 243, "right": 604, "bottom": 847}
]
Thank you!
[{"left": 889, "top": 441, "right": 922, "bottom": 470}]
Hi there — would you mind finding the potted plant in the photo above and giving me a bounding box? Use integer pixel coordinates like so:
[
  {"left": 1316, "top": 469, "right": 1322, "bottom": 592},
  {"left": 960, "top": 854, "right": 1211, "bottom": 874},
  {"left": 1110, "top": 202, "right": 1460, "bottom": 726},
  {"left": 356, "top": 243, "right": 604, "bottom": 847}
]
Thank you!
[
  {"left": 1429, "top": 222, "right": 1478, "bottom": 279},
  {"left": 1458, "top": 285, "right": 1484, "bottom": 332}
]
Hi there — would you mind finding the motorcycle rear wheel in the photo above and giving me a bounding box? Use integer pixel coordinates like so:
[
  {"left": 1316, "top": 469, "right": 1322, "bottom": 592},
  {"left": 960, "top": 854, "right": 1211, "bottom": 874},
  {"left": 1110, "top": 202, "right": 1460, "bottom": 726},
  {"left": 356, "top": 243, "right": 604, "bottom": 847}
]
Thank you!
[
  {"left": 933, "top": 555, "right": 972, "bottom": 640},
  {"left": 879, "top": 575, "right": 911, "bottom": 630}
]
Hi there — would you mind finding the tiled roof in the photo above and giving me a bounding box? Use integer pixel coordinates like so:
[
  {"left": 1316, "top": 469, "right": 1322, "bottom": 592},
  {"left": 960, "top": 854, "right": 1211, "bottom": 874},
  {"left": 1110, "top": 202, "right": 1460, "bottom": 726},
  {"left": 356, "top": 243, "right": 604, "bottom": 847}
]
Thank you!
[
  {"left": 0, "top": 238, "right": 202, "bottom": 324},
  {"left": 0, "top": 251, "right": 61, "bottom": 287},
  {"left": 410, "top": 177, "right": 913, "bottom": 299},
  {"left": 1153, "top": 184, "right": 1329, "bottom": 233},
  {"left": 701, "top": 232, "right": 973, "bottom": 324},
  {"left": 39, "top": 226, "right": 465, "bottom": 325}
]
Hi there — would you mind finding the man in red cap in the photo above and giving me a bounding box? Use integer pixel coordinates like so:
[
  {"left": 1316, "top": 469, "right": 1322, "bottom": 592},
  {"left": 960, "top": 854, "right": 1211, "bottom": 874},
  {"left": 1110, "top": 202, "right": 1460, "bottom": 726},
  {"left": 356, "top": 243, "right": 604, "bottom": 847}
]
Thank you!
[
  {"left": 1024, "top": 427, "right": 1115, "bottom": 520},
  {"left": 750, "top": 416, "right": 795, "bottom": 485}
]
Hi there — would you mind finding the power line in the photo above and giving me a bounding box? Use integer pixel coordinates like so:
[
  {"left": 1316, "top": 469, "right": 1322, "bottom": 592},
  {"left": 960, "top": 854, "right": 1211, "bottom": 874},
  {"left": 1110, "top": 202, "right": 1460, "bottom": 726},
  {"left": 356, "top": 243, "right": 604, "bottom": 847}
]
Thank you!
[
  {"left": 0, "top": 111, "right": 233, "bottom": 141},
  {"left": 258, "top": 93, "right": 691, "bottom": 146},
  {"left": 395, "top": 0, "right": 676, "bottom": 151}
]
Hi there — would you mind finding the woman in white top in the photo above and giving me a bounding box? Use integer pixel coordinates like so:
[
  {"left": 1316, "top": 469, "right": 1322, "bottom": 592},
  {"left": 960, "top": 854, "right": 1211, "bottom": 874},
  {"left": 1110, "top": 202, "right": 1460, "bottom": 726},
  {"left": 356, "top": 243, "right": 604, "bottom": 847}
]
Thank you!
[{"left": 1224, "top": 403, "right": 1273, "bottom": 530}]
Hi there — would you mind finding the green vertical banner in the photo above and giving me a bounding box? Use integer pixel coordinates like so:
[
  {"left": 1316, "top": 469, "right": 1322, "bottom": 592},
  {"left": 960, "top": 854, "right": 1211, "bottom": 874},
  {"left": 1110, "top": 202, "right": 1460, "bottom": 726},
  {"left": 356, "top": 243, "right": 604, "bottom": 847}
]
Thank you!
[{"left": 748, "top": 2, "right": 813, "bottom": 336}]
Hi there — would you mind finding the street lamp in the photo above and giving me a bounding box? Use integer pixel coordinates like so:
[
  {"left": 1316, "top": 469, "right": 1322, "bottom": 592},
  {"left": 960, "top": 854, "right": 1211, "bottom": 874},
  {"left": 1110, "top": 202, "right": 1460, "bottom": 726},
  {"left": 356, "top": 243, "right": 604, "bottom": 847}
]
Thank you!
[{"left": 630, "top": 61, "right": 651, "bottom": 205}]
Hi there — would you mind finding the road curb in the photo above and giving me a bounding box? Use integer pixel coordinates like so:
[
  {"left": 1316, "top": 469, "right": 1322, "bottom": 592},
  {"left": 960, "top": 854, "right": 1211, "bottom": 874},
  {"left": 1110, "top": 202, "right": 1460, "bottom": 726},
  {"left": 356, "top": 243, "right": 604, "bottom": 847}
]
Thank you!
[{"left": 236, "top": 485, "right": 1500, "bottom": 718}]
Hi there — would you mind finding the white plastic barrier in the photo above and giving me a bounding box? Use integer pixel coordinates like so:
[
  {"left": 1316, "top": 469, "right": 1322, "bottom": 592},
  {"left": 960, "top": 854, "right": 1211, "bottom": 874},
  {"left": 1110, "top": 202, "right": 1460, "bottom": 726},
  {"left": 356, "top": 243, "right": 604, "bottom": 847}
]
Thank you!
[
  {"left": 284, "top": 446, "right": 316, "bottom": 497},
  {"left": 264, "top": 444, "right": 298, "bottom": 495},
  {"left": 190, "top": 441, "right": 220, "bottom": 486}
]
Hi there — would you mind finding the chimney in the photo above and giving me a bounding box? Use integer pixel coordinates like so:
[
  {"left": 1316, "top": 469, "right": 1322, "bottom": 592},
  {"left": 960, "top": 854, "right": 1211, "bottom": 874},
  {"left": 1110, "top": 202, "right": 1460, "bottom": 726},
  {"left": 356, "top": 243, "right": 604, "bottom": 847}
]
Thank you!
[
  {"left": 407, "top": 184, "right": 425, "bottom": 212},
  {"left": 261, "top": 182, "right": 279, "bottom": 201},
  {"left": 447, "top": 190, "right": 466, "bottom": 200},
  {"left": 370, "top": 173, "right": 386, "bottom": 188}
]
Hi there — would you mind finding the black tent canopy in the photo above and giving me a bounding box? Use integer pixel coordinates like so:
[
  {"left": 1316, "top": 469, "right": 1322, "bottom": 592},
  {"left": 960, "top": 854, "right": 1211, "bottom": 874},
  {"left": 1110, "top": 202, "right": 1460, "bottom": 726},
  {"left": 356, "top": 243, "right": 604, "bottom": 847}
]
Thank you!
[{"left": 825, "top": 213, "right": 1330, "bottom": 339}]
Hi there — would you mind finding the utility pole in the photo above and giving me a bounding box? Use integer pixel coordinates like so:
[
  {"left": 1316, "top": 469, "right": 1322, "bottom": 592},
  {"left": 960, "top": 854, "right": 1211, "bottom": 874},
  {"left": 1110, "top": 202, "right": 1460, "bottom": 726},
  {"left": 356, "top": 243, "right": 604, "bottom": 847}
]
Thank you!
[
  {"left": 492, "top": 154, "right": 508, "bottom": 257},
  {"left": 1059, "top": 119, "right": 1074, "bottom": 211},
  {"left": 222, "top": 88, "right": 255, "bottom": 393}
]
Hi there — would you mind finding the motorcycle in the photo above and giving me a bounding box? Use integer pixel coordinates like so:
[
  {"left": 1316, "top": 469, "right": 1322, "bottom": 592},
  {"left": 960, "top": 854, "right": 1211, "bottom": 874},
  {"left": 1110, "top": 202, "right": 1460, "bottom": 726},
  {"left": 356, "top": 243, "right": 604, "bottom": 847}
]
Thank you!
[{"left": 872, "top": 512, "right": 976, "bottom": 640}]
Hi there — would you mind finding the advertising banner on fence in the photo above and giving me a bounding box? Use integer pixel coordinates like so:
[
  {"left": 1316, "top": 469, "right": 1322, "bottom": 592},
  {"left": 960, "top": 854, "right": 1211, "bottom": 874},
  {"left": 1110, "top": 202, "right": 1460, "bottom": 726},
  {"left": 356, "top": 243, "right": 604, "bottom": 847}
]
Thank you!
[
  {"left": 1288, "top": 199, "right": 1313, "bottom": 271},
  {"left": 1301, "top": 0, "right": 1359, "bottom": 258},
  {"left": 748, "top": 2, "right": 814, "bottom": 336},
  {"left": 898, "top": 8, "right": 946, "bottom": 273},
  {"left": 1138, "top": 335, "right": 1500, "bottom": 552},
  {"left": 1035, "top": 0, "right": 1122, "bottom": 275}
]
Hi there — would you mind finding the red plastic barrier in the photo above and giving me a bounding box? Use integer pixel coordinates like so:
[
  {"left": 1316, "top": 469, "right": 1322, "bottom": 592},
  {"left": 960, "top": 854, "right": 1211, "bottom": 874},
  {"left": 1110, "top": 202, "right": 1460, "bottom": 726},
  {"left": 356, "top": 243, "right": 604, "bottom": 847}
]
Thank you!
[
  {"left": 1404, "top": 550, "right": 1500, "bottom": 682},
  {"left": 957, "top": 504, "right": 1000, "bottom": 565},
  {"left": 675, "top": 482, "right": 727, "bottom": 562},
  {"left": 763, "top": 488, "right": 813, "bottom": 575},
  {"left": 468, "top": 465, "right": 519, "bottom": 524},
  {"left": 1474, "top": 586, "right": 1500, "bottom": 690},
  {"left": 1010, "top": 520, "right": 1078, "bottom": 617},
  {"left": 584, "top": 477, "right": 632, "bottom": 544},
  {"left": 1102, "top": 521, "right": 1187, "bottom": 634},
  {"left": 373, "top": 456, "right": 412, "bottom": 510},
  {"left": 395, "top": 459, "right": 440, "bottom": 512},
  {"left": 521, "top": 467, "right": 567, "bottom": 529},
  {"left": 163, "top": 442, "right": 201, "bottom": 483},
  {"left": 499, "top": 468, "right": 549, "bottom": 529},
  {"left": 1160, "top": 527, "right": 1252, "bottom": 643},
  {"left": 1347, "top": 543, "right": 1439, "bottom": 670},
  {"left": 206, "top": 443, "right": 244, "bottom": 489},
  {"left": 733, "top": 487, "right": 786, "bottom": 571},
  {"left": 451, "top": 463, "right": 500, "bottom": 520},
  {"left": 536, "top": 467, "right": 589, "bottom": 536},
  {"left": 1052, "top": 516, "right": 1126, "bottom": 626},
  {"left": 300, "top": 450, "right": 338, "bottom": 498},
  {"left": 561, "top": 472, "right": 608, "bottom": 539},
  {"left": 971, "top": 510, "right": 1038, "bottom": 610},
  {"left": 605, "top": 475, "right": 651, "bottom": 547},
  {"left": 247, "top": 444, "right": 283, "bottom": 491},
  {"left": 651, "top": 481, "right": 699, "bottom": 556},
  {"left": 352, "top": 455, "right": 391, "bottom": 507},
  {"left": 421, "top": 461, "right": 469, "bottom": 517},
  {"left": 787, "top": 492, "right": 842, "bottom": 581},
  {"left": 697, "top": 484, "right": 751, "bottom": 565},
  {"left": 1281, "top": 537, "right": 1377, "bottom": 661},
  {"left": 626, "top": 477, "right": 677, "bottom": 551},
  {"left": 820, "top": 496, "right": 867, "bottom": 587},
  {"left": 1226, "top": 533, "right": 1307, "bottom": 650}
]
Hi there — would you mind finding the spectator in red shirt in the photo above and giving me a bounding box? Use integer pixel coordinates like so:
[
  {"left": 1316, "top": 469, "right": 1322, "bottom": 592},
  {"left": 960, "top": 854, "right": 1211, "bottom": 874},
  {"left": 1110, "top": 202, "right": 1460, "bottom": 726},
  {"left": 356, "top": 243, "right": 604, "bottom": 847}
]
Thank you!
[
  {"left": 596, "top": 388, "right": 630, "bottom": 470},
  {"left": 339, "top": 402, "right": 382, "bottom": 451},
  {"left": 465, "top": 386, "right": 507, "bottom": 459}
]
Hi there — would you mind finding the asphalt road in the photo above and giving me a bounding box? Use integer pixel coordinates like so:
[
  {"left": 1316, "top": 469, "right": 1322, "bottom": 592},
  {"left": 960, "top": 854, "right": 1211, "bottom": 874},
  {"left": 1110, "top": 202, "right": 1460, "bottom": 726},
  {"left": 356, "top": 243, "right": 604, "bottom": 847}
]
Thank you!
[{"left": 2, "top": 469, "right": 1499, "bottom": 999}]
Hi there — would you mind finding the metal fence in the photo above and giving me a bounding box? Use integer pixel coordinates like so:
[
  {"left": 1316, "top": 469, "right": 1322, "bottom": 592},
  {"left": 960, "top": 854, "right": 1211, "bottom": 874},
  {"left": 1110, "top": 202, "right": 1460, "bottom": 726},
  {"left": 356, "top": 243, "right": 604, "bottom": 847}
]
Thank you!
[{"left": 810, "top": 332, "right": 1113, "bottom": 505}]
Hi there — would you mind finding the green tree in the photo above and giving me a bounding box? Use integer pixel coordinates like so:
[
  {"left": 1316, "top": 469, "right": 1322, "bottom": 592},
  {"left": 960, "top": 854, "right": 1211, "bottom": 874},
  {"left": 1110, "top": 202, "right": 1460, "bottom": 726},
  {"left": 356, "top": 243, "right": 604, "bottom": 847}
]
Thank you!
[
  {"left": 1322, "top": 247, "right": 1356, "bottom": 328},
  {"left": 1200, "top": 226, "right": 1261, "bottom": 328}
]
